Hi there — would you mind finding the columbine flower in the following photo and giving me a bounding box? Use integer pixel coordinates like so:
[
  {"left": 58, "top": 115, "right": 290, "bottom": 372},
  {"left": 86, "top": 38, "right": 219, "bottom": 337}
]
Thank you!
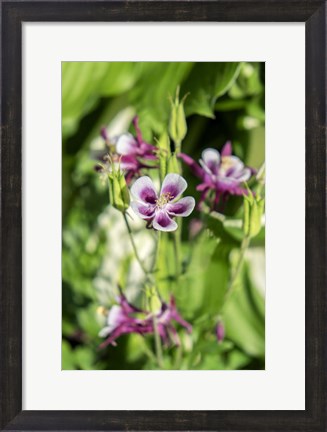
[
  {"left": 156, "top": 296, "right": 192, "bottom": 346},
  {"left": 116, "top": 116, "right": 157, "bottom": 160},
  {"left": 130, "top": 173, "right": 195, "bottom": 232},
  {"left": 98, "top": 294, "right": 147, "bottom": 349},
  {"left": 98, "top": 116, "right": 158, "bottom": 183},
  {"left": 99, "top": 294, "right": 192, "bottom": 349},
  {"left": 179, "top": 141, "right": 253, "bottom": 206}
]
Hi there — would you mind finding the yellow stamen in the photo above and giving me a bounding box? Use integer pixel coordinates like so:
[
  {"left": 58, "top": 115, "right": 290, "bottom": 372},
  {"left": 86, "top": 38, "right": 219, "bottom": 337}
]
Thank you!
[
  {"left": 155, "top": 192, "right": 173, "bottom": 208},
  {"left": 221, "top": 156, "right": 235, "bottom": 171}
]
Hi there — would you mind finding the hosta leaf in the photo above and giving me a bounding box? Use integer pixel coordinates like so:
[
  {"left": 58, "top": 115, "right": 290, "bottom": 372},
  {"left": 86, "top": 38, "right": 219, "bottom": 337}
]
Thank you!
[
  {"left": 223, "top": 261, "right": 265, "bottom": 358},
  {"left": 62, "top": 62, "right": 139, "bottom": 137},
  {"left": 183, "top": 62, "right": 241, "bottom": 118},
  {"left": 128, "top": 62, "right": 194, "bottom": 137}
]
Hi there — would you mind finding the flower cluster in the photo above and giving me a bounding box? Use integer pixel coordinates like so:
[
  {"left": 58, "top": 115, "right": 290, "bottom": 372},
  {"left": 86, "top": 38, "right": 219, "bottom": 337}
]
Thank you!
[
  {"left": 95, "top": 113, "right": 259, "bottom": 356},
  {"left": 99, "top": 293, "right": 192, "bottom": 349},
  {"left": 99, "top": 116, "right": 158, "bottom": 183},
  {"left": 179, "top": 141, "right": 253, "bottom": 207}
]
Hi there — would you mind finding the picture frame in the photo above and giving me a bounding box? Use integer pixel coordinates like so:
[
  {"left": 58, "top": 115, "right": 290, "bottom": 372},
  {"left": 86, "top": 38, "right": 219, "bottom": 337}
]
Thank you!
[{"left": 1, "top": 1, "right": 326, "bottom": 430}]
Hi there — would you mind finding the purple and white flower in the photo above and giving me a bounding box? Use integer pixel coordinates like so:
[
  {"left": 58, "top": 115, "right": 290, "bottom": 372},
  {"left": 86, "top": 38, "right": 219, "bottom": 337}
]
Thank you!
[
  {"left": 130, "top": 173, "right": 195, "bottom": 232},
  {"left": 179, "top": 141, "right": 253, "bottom": 206},
  {"left": 156, "top": 296, "right": 192, "bottom": 346},
  {"left": 99, "top": 294, "right": 147, "bottom": 349},
  {"left": 99, "top": 294, "right": 192, "bottom": 349},
  {"left": 98, "top": 116, "right": 158, "bottom": 183},
  {"left": 116, "top": 116, "right": 157, "bottom": 160}
]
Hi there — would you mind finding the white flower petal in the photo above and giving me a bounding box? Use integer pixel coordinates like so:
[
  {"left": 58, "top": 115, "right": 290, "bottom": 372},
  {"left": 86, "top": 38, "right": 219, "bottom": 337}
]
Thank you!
[
  {"left": 160, "top": 173, "right": 187, "bottom": 200},
  {"left": 116, "top": 133, "right": 138, "bottom": 155},
  {"left": 201, "top": 148, "right": 221, "bottom": 175},
  {"left": 166, "top": 196, "right": 195, "bottom": 217},
  {"left": 131, "top": 176, "right": 158, "bottom": 204}
]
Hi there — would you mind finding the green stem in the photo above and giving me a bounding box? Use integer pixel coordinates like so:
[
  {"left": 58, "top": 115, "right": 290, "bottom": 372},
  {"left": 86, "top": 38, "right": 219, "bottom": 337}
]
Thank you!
[
  {"left": 255, "top": 162, "right": 266, "bottom": 196},
  {"left": 152, "top": 231, "right": 161, "bottom": 273},
  {"left": 225, "top": 236, "right": 250, "bottom": 302},
  {"left": 152, "top": 314, "right": 164, "bottom": 368},
  {"left": 122, "top": 213, "right": 149, "bottom": 276},
  {"left": 152, "top": 230, "right": 164, "bottom": 368},
  {"left": 142, "top": 337, "right": 157, "bottom": 363},
  {"left": 173, "top": 227, "right": 182, "bottom": 278}
]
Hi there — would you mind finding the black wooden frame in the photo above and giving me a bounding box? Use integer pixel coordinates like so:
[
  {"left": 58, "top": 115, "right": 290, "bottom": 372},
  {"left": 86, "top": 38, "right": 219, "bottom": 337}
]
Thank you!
[{"left": 1, "top": 1, "right": 326, "bottom": 430}]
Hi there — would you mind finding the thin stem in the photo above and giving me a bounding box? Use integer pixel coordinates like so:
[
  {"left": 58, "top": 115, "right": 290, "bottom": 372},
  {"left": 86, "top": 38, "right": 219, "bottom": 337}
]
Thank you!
[
  {"left": 152, "top": 230, "right": 161, "bottom": 273},
  {"left": 255, "top": 162, "right": 266, "bottom": 196},
  {"left": 141, "top": 337, "right": 157, "bottom": 363},
  {"left": 122, "top": 212, "right": 149, "bottom": 276},
  {"left": 173, "top": 227, "right": 182, "bottom": 278},
  {"left": 152, "top": 314, "right": 164, "bottom": 368},
  {"left": 151, "top": 230, "right": 164, "bottom": 368},
  {"left": 122, "top": 214, "right": 162, "bottom": 367},
  {"left": 225, "top": 236, "right": 250, "bottom": 303}
]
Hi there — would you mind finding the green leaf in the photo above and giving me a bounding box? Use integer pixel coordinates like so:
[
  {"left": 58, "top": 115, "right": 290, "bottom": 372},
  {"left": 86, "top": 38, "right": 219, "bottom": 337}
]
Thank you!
[
  {"left": 77, "top": 304, "right": 102, "bottom": 339},
  {"left": 183, "top": 62, "right": 241, "bottom": 118},
  {"left": 202, "top": 242, "right": 231, "bottom": 314},
  {"left": 128, "top": 62, "right": 194, "bottom": 136},
  {"left": 74, "top": 346, "right": 95, "bottom": 370},
  {"left": 62, "top": 340, "right": 76, "bottom": 370},
  {"left": 228, "top": 62, "right": 263, "bottom": 100},
  {"left": 177, "top": 232, "right": 217, "bottom": 316},
  {"left": 62, "top": 62, "right": 139, "bottom": 137},
  {"left": 223, "top": 260, "right": 265, "bottom": 358}
]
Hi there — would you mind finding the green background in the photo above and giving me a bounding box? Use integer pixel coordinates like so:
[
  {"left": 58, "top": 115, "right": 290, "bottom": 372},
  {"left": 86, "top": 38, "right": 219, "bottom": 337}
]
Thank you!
[{"left": 62, "top": 62, "right": 265, "bottom": 370}]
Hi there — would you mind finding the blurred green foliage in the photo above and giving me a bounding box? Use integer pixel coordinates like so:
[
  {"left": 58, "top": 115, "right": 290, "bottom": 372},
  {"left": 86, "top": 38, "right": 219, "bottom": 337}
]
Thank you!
[{"left": 62, "top": 62, "right": 265, "bottom": 370}]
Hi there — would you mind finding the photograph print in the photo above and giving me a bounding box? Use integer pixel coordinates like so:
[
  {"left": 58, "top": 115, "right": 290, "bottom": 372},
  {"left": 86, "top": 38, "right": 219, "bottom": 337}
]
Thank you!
[{"left": 62, "top": 62, "right": 265, "bottom": 370}]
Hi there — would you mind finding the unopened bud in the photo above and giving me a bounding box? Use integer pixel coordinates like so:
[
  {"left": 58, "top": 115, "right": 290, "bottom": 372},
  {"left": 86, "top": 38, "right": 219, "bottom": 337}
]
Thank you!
[
  {"left": 243, "top": 188, "right": 264, "bottom": 239},
  {"left": 108, "top": 163, "right": 130, "bottom": 213},
  {"left": 100, "top": 126, "right": 108, "bottom": 141},
  {"left": 216, "top": 321, "right": 225, "bottom": 344},
  {"left": 145, "top": 286, "right": 162, "bottom": 314},
  {"left": 169, "top": 87, "right": 188, "bottom": 150}
]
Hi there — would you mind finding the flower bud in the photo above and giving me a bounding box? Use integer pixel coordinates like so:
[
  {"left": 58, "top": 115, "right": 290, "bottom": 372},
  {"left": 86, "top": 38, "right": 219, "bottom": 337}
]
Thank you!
[
  {"left": 108, "top": 163, "right": 130, "bottom": 213},
  {"left": 243, "top": 189, "right": 264, "bottom": 239},
  {"left": 169, "top": 87, "right": 188, "bottom": 150},
  {"left": 167, "top": 153, "right": 180, "bottom": 174},
  {"left": 150, "top": 294, "right": 162, "bottom": 314},
  {"left": 216, "top": 321, "right": 225, "bottom": 344},
  {"left": 157, "top": 132, "right": 170, "bottom": 183},
  {"left": 146, "top": 286, "right": 162, "bottom": 314}
]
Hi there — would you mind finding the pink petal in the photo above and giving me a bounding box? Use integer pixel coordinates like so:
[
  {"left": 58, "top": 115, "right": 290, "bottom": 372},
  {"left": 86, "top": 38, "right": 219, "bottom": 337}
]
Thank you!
[
  {"left": 116, "top": 133, "right": 138, "bottom": 155},
  {"left": 120, "top": 155, "right": 139, "bottom": 171},
  {"left": 166, "top": 196, "right": 195, "bottom": 217},
  {"left": 160, "top": 173, "right": 187, "bottom": 200},
  {"left": 221, "top": 141, "right": 232, "bottom": 156},
  {"left": 131, "top": 176, "right": 158, "bottom": 204},
  {"left": 178, "top": 153, "right": 204, "bottom": 178},
  {"left": 131, "top": 201, "right": 156, "bottom": 220},
  {"left": 132, "top": 116, "right": 143, "bottom": 145},
  {"left": 153, "top": 210, "right": 178, "bottom": 232},
  {"left": 169, "top": 296, "right": 192, "bottom": 333}
]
